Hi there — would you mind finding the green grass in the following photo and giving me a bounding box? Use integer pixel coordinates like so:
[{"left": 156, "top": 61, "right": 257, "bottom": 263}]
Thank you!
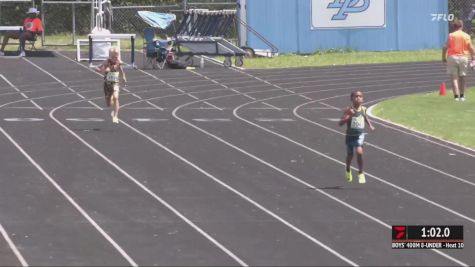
[
  {"left": 371, "top": 89, "right": 475, "bottom": 149},
  {"left": 239, "top": 49, "right": 441, "bottom": 69},
  {"left": 20, "top": 34, "right": 443, "bottom": 69}
]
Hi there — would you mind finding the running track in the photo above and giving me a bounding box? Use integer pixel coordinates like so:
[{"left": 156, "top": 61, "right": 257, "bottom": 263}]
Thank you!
[{"left": 0, "top": 51, "right": 474, "bottom": 266}]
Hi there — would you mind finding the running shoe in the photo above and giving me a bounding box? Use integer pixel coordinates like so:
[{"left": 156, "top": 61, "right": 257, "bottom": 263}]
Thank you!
[
  {"left": 345, "top": 170, "right": 352, "bottom": 183},
  {"left": 19, "top": 51, "right": 25, "bottom": 57},
  {"left": 358, "top": 173, "right": 366, "bottom": 184}
]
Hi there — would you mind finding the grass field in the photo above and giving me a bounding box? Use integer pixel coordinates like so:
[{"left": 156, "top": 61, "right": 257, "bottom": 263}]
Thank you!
[
  {"left": 14, "top": 34, "right": 443, "bottom": 69},
  {"left": 238, "top": 49, "right": 441, "bottom": 69},
  {"left": 371, "top": 89, "right": 475, "bottom": 149}
]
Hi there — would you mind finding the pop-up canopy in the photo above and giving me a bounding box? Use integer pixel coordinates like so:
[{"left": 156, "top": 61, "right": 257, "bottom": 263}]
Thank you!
[{"left": 137, "top": 11, "right": 176, "bottom": 29}]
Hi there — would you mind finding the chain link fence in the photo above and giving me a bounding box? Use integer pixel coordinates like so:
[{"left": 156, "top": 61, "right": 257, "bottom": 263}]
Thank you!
[
  {"left": 111, "top": 1, "right": 237, "bottom": 42},
  {"left": 449, "top": 0, "right": 475, "bottom": 33},
  {"left": 0, "top": 1, "right": 32, "bottom": 26},
  {"left": 0, "top": 0, "right": 237, "bottom": 46}
]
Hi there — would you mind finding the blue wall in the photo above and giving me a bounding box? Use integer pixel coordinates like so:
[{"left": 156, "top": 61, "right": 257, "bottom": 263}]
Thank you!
[{"left": 246, "top": 0, "right": 448, "bottom": 53}]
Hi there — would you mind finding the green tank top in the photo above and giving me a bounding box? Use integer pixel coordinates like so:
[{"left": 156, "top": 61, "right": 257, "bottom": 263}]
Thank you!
[{"left": 346, "top": 106, "right": 366, "bottom": 136}]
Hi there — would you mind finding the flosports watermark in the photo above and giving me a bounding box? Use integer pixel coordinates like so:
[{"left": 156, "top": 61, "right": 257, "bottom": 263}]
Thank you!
[{"left": 430, "top": 13, "right": 455, "bottom": 22}]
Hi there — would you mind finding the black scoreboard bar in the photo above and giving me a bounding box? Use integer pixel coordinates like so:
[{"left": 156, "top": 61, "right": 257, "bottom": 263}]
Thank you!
[{"left": 392, "top": 225, "right": 464, "bottom": 249}]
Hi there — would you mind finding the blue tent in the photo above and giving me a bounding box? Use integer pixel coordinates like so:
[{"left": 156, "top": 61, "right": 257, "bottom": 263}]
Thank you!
[{"left": 137, "top": 11, "right": 176, "bottom": 29}]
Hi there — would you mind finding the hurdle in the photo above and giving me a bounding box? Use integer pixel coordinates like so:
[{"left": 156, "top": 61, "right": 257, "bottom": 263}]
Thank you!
[{"left": 87, "top": 33, "right": 136, "bottom": 68}]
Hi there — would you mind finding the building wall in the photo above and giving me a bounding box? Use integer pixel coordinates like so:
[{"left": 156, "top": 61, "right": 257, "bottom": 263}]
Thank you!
[{"left": 246, "top": 0, "right": 449, "bottom": 53}]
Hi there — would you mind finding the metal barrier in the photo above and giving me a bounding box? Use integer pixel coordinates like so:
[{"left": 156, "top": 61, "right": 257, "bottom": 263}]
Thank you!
[{"left": 174, "top": 9, "right": 245, "bottom": 67}]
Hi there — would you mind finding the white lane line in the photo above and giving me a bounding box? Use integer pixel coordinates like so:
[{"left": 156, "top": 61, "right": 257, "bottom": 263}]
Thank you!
[
  {"left": 299, "top": 95, "right": 313, "bottom": 100},
  {"left": 188, "top": 69, "right": 230, "bottom": 89},
  {"left": 48, "top": 105, "right": 247, "bottom": 267},
  {"left": 55, "top": 51, "right": 165, "bottom": 111},
  {"left": 4, "top": 118, "right": 44, "bottom": 122},
  {"left": 314, "top": 102, "right": 475, "bottom": 187},
  {"left": 186, "top": 107, "right": 226, "bottom": 110},
  {"left": 66, "top": 118, "right": 105, "bottom": 122},
  {"left": 164, "top": 79, "right": 466, "bottom": 266},
  {"left": 324, "top": 118, "right": 340, "bottom": 122},
  {"left": 135, "top": 67, "right": 201, "bottom": 100},
  {"left": 123, "top": 118, "right": 348, "bottom": 266},
  {"left": 246, "top": 107, "right": 288, "bottom": 110},
  {"left": 170, "top": 104, "right": 358, "bottom": 266},
  {"left": 236, "top": 95, "right": 469, "bottom": 266},
  {"left": 144, "top": 101, "right": 164, "bottom": 111},
  {"left": 0, "top": 223, "right": 28, "bottom": 266},
  {"left": 0, "top": 127, "right": 138, "bottom": 267},
  {"left": 132, "top": 118, "right": 169, "bottom": 122},
  {"left": 0, "top": 74, "right": 42, "bottom": 110},
  {"left": 242, "top": 93, "right": 256, "bottom": 100},
  {"left": 22, "top": 58, "right": 102, "bottom": 110},
  {"left": 203, "top": 101, "right": 223, "bottom": 111},
  {"left": 4, "top": 107, "right": 41, "bottom": 109},
  {"left": 303, "top": 107, "right": 334, "bottom": 110},
  {"left": 192, "top": 118, "right": 231, "bottom": 122},
  {"left": 255, "top": 118, "right": 294, "bottom": 122},
  {"left": 261, "top": 102, "right": 282, "bottom": 111}
]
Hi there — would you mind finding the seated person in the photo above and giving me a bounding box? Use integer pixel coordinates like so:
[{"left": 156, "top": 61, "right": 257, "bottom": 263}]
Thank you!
[
  {"left": 154, "top": 34, "right": 172, "bottom": 62},
  {"left": 0, "top": 7, "right": 44, "bottom": 57}
]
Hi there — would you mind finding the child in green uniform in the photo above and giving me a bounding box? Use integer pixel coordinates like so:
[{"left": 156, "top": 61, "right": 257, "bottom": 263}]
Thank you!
[
  {"left": 95, "top": 47, "right": 127, "bottom": 123},
  {"left": 338, "top": 91, "right": 375, "bottom": 183}
]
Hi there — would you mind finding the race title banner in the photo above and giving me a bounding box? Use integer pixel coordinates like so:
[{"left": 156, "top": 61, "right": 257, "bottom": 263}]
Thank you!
[{"left": 311, "top": 0, "right": 386, "bottom": 29}]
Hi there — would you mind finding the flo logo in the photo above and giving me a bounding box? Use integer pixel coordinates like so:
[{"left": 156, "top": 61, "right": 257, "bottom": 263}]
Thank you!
[
  {"left": 392, "top": 226, "right": 407, "bottom": 240},
  {"left": 327, "top": 0, "right": 370, "bottom": 20}
]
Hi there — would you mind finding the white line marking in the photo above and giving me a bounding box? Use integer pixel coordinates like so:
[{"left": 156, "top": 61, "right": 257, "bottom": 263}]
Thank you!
[
  {"left": 303, "top": 107, "right": 334, "bottom": 110},
  {"left": 124, "top": 118, "right": 350, "bottom": 266},
  {"left": 0, "top": 127, "right": 138, "bottom": 267},
  {"left": 4, "top": 107, "right": 41, "bottom": 109},
  {"left": 299, "top": 95, "right": 313, "bottom": 100},
  {"left": 132, "top": 118, "right": 169, "bottom": 122},
  {"left": 171, "top": 104, "right": 358, "bottom": 266},
  {"left": 239, "top": 95, "right": 470, "bottom": 266},
  {"left": 246, "top": 107, "right": 288, "bottom": 110},
  {"left": 0, "top": 74, "right": 42, "bottom": 110},
  {"left": 203, "top": 101, "right": 223, "bottom": 110},
  {"left": 324, "top": 118, "right": 341, "bottom": 122},
  {"left": 164, "top": 79, "right": 467, "bottom": 266},
  {"left": 48, "top": 104, "right": 247, "bottom": 267},
  {"left": 4, "top": 118, "right": 44, "bottom": 122},
  {"left": 66, "top": 118, "right": 105, "bottom": 122},
  {"left": 144, "top": 101, "right": 164, "bottom": 111},
  {"left": 242, "top": 93, "right": 256, "bottom": 100},
  {"left": 23, "top": 58, "right": 102, "bottom": 110},
  {"left": 192, "top": 118, "right": 231, "bottom": 122},
  {"left": 186, "top": 107, "right": 227, "bottom": 110},
  {"left": 0, "top": 223, "right": 28, "bottom": 266},
  {"left": 255, "top": 118, "right": 294, "bottom": 122},
  {"left": 261, "top": 102, "right": 282, "bottom": 110},
  {"left": 314, "top": 102, "right": 475, "bottom": 187}
]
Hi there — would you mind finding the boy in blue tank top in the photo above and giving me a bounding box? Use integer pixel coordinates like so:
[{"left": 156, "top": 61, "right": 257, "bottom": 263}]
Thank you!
[{"left": 338, "top": 91, "right": 375, "bottom": 183}]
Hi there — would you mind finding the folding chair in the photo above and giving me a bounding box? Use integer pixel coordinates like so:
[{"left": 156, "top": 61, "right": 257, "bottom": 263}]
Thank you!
[
  {"left": 143, "top": 27, "right": 159, "bottom": 69},
  {"left": 27, "top": 34, "right": 38, "bottom": 50},
  {"left": 17, "top": 33, "right": 38, "bottom": 53}
]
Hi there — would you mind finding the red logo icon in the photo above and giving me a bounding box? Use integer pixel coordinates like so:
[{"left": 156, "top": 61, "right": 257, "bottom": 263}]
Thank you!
[{"left": 393, "top": 226, "right": 406, "bottom": 239}]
